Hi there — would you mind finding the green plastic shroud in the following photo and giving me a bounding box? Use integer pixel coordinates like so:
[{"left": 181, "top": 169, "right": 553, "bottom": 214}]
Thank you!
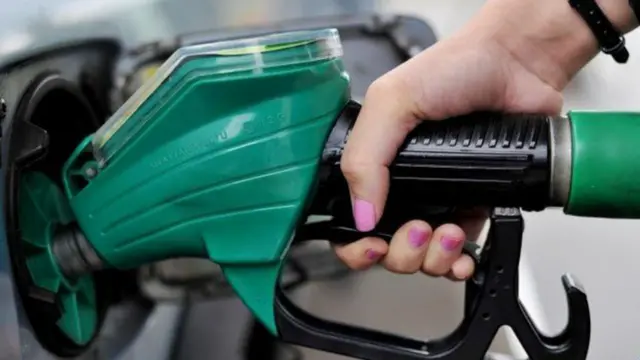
[
  {"left": 63, "top": 33, "right": 350, "bottom": 334},
  {"left": 567, "top": 110, "right": 640, "bottom": 218},
  {"left": 20, "top": 172, "right": 98, "bottom": 345}
]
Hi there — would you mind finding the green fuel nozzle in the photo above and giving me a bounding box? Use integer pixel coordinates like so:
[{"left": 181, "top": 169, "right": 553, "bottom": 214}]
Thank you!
[{"left": 47, "top": 28, "right": 640, "bottom": 359}]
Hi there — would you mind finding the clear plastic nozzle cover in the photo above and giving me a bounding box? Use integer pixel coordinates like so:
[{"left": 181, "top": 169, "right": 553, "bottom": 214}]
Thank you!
[{"left": 92, "top": 28, "right": 343, "bottom": 167}]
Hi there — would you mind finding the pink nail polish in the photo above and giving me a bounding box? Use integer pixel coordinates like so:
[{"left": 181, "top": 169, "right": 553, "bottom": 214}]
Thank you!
[
  {"left": 353, "top": 199, "right": 376, "bottom": 232},
  {"left": 408, "top": 227, "right": 429, "bottom": 248},
  {"left": 441, "top": 236, "right": 462, "bottom": 252},
  {"left": 365, "top": 249, "right": 380, "bottom": 260}
]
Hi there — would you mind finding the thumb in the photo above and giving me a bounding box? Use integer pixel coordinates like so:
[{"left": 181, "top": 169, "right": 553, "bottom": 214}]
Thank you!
[{"left": 341, "top": 74, "right": 421, "bottom": 231}]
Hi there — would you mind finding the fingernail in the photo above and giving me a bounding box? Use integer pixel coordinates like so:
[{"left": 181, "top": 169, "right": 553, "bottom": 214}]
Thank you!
[
  {"left": 408, "top": 227, "right": 429, "bottom": 248},
  {"left": 365, "top": 249, "right": 381, "bottom": 260},
  {"left": 440, "top": 236, "right": 462, "bottom": 252},
  {"left": 353, "top": 199, "right": 376, "bottom": 232}
]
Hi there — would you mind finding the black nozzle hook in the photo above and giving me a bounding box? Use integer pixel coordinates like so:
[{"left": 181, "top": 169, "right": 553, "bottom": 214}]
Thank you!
[
  {"left": 276, "top": 208, "right": 591, "bottom": 360},
  {"left": 459, "top": 208, "right": 591, "bottom": 359}
]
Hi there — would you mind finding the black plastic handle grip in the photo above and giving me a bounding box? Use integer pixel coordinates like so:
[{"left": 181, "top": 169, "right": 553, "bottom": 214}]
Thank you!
[{"left": 321, "top": 101, "right": 552, "bottom": 213}]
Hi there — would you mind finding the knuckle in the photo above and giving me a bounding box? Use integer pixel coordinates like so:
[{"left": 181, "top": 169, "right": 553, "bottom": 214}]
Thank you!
[
  {"left": 340, "top": 158, "right": 366, "bottom": 187},
  {"left": 366, "top": 75, "right": 401, "bottom": 101},
  {"left": 339, "top": 155, "right": 360, "bottom": 177}
]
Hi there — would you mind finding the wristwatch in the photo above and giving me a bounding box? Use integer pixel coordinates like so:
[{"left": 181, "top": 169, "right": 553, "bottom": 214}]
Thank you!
[{"left": 569, "top": 0, "right": 629, "bottom": 63}]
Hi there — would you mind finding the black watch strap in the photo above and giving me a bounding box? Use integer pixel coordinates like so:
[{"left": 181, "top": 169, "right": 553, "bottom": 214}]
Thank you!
[
  {"left": 569, "top": 0, "right": 630, "bottom": 63},
  {"left": 631, "top": 0, "right": 640, "bottom": 23}
]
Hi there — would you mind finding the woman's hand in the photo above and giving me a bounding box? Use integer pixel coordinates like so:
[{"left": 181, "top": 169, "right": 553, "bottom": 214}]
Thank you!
[{"left": 333, "top": 0, "right": 637, "bottom": 280}]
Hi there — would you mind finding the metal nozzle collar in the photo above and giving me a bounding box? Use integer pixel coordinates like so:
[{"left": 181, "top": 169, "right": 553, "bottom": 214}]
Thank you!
[{"left": 548, "top": 115, "right": 573, "bottom": 207}]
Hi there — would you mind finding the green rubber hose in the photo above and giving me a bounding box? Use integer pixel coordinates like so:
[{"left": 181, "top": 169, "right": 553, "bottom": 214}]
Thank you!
[{"left": 566, "top": 111, "right": 640, "bottom": 218}]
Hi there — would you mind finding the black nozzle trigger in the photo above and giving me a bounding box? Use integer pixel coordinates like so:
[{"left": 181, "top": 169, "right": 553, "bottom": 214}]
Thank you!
[
  {"left": 294, "top": 220, "right": 481, "bottom": 263},
  {"left": 279, "top": 208, "right": 591, "bottom": 360}
]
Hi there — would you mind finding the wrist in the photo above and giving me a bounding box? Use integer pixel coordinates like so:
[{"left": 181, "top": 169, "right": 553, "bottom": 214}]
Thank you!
[{"left": 463, "top": 0, "right": 638, "bottom": 91}]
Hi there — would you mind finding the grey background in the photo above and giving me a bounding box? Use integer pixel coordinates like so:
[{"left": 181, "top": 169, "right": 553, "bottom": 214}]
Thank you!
[{"left": 2, "top": 0, "right": 640, "bottom": 359}]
